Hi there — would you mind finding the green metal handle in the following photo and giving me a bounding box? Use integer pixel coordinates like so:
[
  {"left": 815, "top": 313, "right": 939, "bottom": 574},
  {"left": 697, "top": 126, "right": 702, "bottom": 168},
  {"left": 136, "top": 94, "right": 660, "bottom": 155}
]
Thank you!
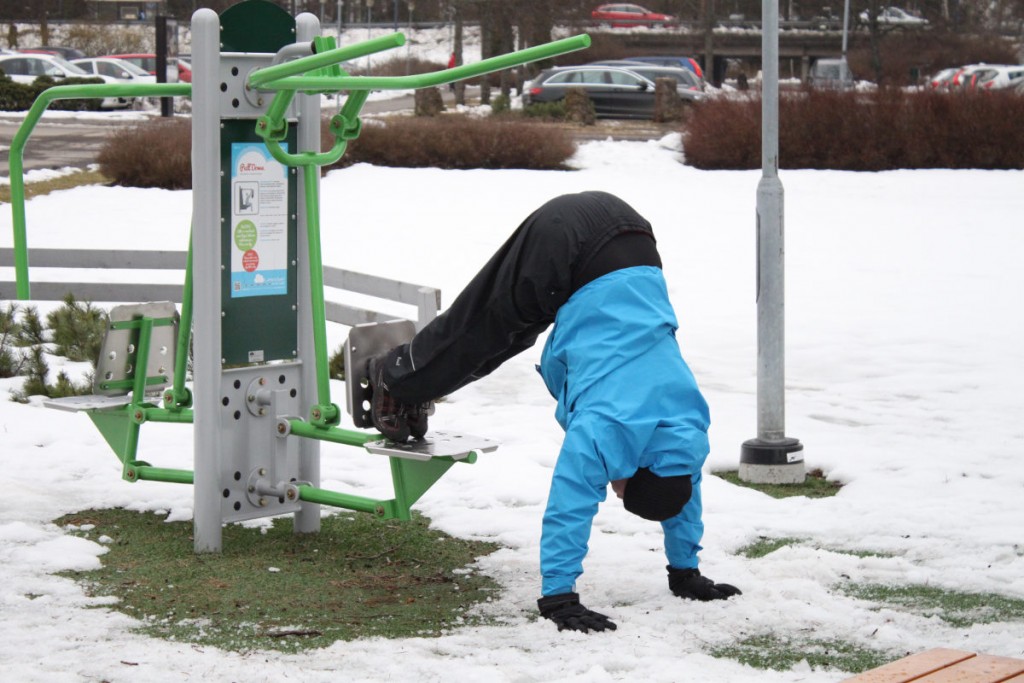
[
  {"left": 257, "top": 34, "right": 591, "bottom": 93},
  {"left": 9, "top": 82, "right": 192, "bottom": 300},
  {"left": 246, "top": 33, "right": 406, "bottom": 89}
]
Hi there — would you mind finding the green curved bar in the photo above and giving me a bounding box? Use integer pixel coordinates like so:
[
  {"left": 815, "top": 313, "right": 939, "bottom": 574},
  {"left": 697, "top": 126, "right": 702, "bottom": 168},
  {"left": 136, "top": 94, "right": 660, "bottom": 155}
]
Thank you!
[
  {"left": 9, "top": 82, "right": 192, "bottom": 299},
  {"left": 263, "top": 136, "right": 348, "bottom": 168},
  {"left": 258, "top": 34, "right": 591, "bottom": 94},
  {"left": 246, "top": 32, "right": 406, "bottom": 89}
]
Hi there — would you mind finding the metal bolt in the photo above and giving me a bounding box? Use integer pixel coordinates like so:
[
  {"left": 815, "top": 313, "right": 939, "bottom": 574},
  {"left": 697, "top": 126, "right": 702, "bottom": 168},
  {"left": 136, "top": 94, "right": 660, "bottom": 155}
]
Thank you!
[
  {"left": 259, "top": 468, "right": 267, "bottom": 476},
  {"left": 311, "top": 409, "right": 321, "bottom": 420},
  {"left": 286, "top": 489, "right": 296, "bottom": 501},
  {"left": 247, "top": 395, "right": 255, "bottom": 402},
  {"left": 258, "top": 497, "right": 267, "bottom": 507},
  {"left": 258, "top": 408, "right": 266, "bottom": 416},
  {"left": 258, "top": 377, "right": 266, "bottom": 385},
  {"left": 248, "top": 485, "right": 255, "bottom": 493},
  {"left": 277, "top": 423, "right": 287, "bottom": 434}
]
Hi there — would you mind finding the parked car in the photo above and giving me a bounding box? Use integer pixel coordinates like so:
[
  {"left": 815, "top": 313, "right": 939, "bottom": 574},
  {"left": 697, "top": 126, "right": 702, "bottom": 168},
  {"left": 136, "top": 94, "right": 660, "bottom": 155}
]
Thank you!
[
  {"left": 970, "top": 65, "right": 1024, "bottom": 91},
  {"left": 588, "top": 61, "right": 705, "bottom": 100},
  {"left": 524, "top": 65, "right": 662, "bottom": 119},
  {"left": 0, "top": 53, "right": 132, "bottom": 108},
  {"left": 71, "top": 57, "right": 157, "bottom": 84},
  {"left": 174, "top": 56, "right": 191, "bottom": 83},
  {"left": 928, "top": 67, "right": 959, "bottom": 89},
  {"left": 808, "top": 57, "right": 854, "bottom": 89},
  {"left": 19, "top": 45, "right": 87, "bottom": 61},
  {"left": 101, "top": 53, "right": 178, "bottom": 82},
  {"left": 950, "top": 64, "right": 991, "bottom": 89},
  {"left": 591, "top": 4, "right": 677, "bottom": 28},
  {"left": 622, "top": 54, "right": 703, "bottom": 79},
  {"left": 859, "top": 6, "right": 928, "bottom": 25}
]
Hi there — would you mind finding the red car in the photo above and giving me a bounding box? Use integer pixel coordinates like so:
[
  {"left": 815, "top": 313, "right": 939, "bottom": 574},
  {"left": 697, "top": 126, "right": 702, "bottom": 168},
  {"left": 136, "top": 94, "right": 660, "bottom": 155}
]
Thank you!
[{"left": 591, "top": 4, "right": 677, "bottom": 28}]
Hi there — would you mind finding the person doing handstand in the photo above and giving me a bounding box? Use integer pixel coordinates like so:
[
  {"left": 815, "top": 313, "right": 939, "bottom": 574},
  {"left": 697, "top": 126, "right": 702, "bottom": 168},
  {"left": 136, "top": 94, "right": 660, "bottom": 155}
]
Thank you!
[{"left": 367, "top": 191, "right": 740, "bottom": 633}]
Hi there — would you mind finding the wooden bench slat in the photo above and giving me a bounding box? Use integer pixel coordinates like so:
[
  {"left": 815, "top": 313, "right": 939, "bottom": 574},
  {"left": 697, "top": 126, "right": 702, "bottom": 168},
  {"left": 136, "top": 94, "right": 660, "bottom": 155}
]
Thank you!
[
  {"left": 843, "top": 649, "right": 977, "bottom": 683},
  {"left": 917, "top": 655, "right": 1024, "bottom": 683}
]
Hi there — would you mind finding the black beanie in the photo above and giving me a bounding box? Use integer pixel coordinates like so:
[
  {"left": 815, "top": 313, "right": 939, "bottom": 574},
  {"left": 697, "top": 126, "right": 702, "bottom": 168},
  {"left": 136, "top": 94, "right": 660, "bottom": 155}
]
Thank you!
[{"left": 623, "top": 468, "right": 693, "bottom": 522}]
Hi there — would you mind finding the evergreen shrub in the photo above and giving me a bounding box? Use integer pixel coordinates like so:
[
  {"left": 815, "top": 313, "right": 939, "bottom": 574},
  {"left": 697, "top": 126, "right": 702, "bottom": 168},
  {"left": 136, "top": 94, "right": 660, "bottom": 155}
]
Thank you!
[{"left": 0, "top": 72, "right": 105, "bottom": 111}]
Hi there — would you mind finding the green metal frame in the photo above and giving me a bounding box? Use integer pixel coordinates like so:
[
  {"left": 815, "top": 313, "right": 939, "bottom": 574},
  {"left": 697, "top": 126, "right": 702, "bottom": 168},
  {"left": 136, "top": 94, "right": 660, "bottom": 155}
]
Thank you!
[{"left": 6, "top": 27, "right": 591, "bottom": 521}]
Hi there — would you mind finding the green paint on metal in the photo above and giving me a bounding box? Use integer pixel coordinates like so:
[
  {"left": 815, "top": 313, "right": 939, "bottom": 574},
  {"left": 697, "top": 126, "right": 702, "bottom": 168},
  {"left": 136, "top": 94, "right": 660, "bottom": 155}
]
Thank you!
[
  {"left": 219, "top": 0, "right": 296, "bottom": 54},
  {"left": 246, "top": 33, "right": 404, "bottom": 90},
  {"left": 287, "top": 419, "right": 377, "bottom": 446},
  {"left": 87, "top": 408, "right": 139, "bottom": 466},
  {"left": 389, "top": 457, "right": 460, "bottom": 521},
  {"left": 254, "top": 34, "right": 591, "bottom": 94},
  {"left": 132, "top": 466, "right": 194, "bottom": 485},
  {"left": 167, "top": 236, "right": 194, "bottom": 411},
  {"left": 7, "top": 82, "right": 190, "bottom": 299},
  {"left": 297, "top": 484, "right": 387, "bottom": 516}
]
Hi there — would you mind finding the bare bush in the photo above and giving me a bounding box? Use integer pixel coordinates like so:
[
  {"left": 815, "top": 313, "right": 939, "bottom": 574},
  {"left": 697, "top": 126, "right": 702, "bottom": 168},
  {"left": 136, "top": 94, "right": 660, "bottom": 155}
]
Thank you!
[
  {"left": 325, "top": 115, "right": 575, "bottom": 170},
  {"left": 63, "top": 24, "right": 150, "bottom": 57},
  {"left": 99, "top": 113, "right": 576, "bottom": 189},
  {"left": 98, "top": 117, "right": 192, "bottom": 189},
  {"left": 683, "top": 89, "right": 1024, "bottom": 171}
]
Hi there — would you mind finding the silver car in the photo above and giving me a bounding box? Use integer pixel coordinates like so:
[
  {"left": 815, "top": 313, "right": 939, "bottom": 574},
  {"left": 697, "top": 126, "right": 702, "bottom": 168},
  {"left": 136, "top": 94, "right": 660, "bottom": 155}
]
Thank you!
[
  {"left": 71, "top": 57, "right": 157, "bottom": 85},
  {"left": 0, "top": 53, "right": 132, "bottom": 108}
]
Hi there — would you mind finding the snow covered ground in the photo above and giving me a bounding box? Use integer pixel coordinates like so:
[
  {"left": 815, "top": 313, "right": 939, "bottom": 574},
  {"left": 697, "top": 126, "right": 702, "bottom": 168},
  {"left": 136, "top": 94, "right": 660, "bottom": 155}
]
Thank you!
[{"left": 1, "top": 128, "right": 1023, "bottom": 681}]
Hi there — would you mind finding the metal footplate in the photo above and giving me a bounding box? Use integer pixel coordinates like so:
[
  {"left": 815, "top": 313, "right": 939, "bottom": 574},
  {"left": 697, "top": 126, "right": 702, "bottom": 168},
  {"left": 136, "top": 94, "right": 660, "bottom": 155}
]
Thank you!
[
  {"left": 345, "top": 319, "right": 417, "bottom": 428},
  {"left": 365, "top": 431, "right": 499, "bottom": 462}
]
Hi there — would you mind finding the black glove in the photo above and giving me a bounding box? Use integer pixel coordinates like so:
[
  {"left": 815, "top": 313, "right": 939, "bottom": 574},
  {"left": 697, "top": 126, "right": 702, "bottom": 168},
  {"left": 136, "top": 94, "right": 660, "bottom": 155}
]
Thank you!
[
  {"left": 667, "top": 567, "right": 742, "bottom": 601},
  {"left": 537, "top": 592, "right": 617, "bottom": 633}
]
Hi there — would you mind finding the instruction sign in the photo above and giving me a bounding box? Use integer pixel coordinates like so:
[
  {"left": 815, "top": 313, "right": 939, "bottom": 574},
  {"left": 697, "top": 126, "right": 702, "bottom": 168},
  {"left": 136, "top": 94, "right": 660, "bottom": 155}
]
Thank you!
[{"left": 229, "top": 142, "right": 289, "bottom": 298}]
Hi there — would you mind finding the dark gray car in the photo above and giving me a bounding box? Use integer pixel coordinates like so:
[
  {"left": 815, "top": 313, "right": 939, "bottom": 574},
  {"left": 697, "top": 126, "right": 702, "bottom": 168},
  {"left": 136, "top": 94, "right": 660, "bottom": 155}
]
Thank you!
[
  {"left": 523, "top": 65, "right": 661, "bottom": 119},
  {"left": 590, "top": 61, "right": 705, "bottom": 101}
]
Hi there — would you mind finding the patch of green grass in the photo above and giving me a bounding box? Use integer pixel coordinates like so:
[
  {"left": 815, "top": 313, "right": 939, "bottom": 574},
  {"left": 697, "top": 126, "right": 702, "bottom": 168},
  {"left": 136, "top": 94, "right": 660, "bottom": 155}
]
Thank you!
[
  {"left": 737, "top": 537, "right": 895, "bottom": 560},
  {"left": 58, "top": 508, "right": 501, "bottom": 652},
  {"left": 0, "top": 168, "right": 110, "bottom": 203},
  {"left": 711, "top": 635, "right": 893, "bottom": 673},
  {"left": 841, "top": 583, "right": 1024, "bottom": 628},
  {"left": 737, "top": 536, "right": 804, "bottom": 558},
  {"left": 714, "top": 468, "right": 842, "bottom": 499}
]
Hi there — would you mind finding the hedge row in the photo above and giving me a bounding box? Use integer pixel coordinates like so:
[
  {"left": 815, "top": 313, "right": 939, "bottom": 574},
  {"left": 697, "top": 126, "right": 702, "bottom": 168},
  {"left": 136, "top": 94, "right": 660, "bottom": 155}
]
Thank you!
[
  {"left": 683, "top": 89, "right": 1024, "bottom": 171},
  {"left": 0, "top": 73, "right": 105, "bottom": 111},
  {"left": 99, "top": 112, "right": 576, "bottom": 188}
]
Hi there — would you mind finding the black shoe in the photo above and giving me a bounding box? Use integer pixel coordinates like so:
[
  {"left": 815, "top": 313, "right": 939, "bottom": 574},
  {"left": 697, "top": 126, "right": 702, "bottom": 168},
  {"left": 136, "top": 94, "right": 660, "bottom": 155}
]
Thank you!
[{"left": 367, "top": 355, "right": 410, "bottom": 442}]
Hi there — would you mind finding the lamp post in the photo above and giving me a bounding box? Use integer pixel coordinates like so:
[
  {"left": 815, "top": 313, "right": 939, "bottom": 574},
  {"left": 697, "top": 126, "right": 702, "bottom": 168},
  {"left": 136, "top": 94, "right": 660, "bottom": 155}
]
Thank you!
[{"left": 740, "top": 0, "right": 805, "bottom": 484}]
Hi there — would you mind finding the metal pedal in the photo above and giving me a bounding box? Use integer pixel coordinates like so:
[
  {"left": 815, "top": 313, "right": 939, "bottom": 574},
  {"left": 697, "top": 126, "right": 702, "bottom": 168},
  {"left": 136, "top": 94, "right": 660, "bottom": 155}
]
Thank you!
[
  {"left": 344, "top": 319, "right": 416, "bottom": 428},
  {"left": 364, "top": 431, "right": 499, "bottom": 462}
]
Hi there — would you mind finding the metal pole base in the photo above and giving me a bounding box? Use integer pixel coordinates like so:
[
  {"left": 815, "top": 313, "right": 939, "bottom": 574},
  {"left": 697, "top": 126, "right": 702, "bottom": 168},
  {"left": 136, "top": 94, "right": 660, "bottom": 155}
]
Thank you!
[{"left": 739, "top": 437, "right": 805, "bottom": 484}]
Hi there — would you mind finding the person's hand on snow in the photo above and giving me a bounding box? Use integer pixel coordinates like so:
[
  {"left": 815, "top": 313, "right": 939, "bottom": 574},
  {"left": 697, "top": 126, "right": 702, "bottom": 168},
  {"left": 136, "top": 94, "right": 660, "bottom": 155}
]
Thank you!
[
  {"left": 667, "top": 567, "right": 742, "bottom": 601},
  {"left": 537, "top": 592, "right": 617, "bottom": 633}
]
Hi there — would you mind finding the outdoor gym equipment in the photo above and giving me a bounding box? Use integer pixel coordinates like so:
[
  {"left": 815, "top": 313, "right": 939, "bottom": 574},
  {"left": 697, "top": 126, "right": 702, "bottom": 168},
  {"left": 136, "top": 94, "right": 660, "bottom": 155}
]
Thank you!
[{"left": 6, "top": 0, "right": 591, "bottom": 552}]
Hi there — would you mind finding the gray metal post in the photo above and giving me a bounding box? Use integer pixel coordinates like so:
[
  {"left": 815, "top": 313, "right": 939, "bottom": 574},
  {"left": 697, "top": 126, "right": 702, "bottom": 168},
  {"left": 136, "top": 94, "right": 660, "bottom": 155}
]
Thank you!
[
  {"left": 740, "top": 0, "right": 804, "bottom": 484},
  {"left": 191, "top": 7, "right": 224, "bottom": 551},
  {"left": 294, "top": 12, "right": 322, "bottom": 535}
]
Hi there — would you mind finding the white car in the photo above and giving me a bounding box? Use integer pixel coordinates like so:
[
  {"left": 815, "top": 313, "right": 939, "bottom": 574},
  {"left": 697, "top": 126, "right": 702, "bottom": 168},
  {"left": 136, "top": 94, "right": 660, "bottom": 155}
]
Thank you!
[
  {"left": 0, "top": 53, "right": 132, "bottom": 108},
  {"left": 71, "top": 57, "right": 157, "bottom": 85},
  {"left": 969, "top": 65, "right": 1024, "bottom": 91},
  {"left": 859, "top": 6, "right": 928, "bottom": 25}
]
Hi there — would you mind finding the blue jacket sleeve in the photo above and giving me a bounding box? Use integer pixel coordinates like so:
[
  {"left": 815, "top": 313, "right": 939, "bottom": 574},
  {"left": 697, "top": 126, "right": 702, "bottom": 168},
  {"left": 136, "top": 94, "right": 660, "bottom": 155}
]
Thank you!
[{"left": 539, "top": 422, "right": 609, "bottom": 596}]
